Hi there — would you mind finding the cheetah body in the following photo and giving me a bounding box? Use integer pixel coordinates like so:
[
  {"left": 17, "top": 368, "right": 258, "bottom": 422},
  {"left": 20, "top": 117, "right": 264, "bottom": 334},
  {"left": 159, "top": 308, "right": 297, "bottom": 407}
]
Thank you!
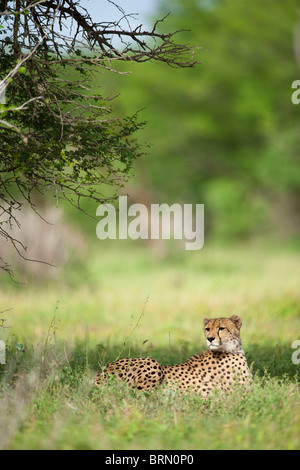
[
  {"left": 161, "top": 350, "right": 249, "bottom": 395},
  {"left": 95, "top": 315, "right": 251, "bottom": 396}
]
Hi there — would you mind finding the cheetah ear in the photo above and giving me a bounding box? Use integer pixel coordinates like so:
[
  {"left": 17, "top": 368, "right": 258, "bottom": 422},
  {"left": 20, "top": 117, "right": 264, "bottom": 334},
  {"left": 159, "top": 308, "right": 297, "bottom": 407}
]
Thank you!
[
  {"left": 230, "top": 315, "right": 242, "bottom": 329},
  {"left": 203, "top": 318, "right": 210, "bottom": 327}
]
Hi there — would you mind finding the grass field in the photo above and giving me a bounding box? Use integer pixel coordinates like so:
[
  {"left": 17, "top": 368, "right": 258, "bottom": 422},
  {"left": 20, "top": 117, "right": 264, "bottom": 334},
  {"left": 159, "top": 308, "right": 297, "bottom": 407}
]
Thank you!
[{"left": 0, "top": 241, "right": 299, "bottom": 450}]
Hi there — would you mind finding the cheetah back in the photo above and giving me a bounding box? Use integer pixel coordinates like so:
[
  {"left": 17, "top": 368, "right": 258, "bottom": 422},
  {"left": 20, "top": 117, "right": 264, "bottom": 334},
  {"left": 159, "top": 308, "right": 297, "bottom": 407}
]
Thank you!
[
  {"left": 161, "top": 350, "right": 251, "bottom": 396},
  {"left": 95, "top": 357, "right": 164, "bottom": 390}
]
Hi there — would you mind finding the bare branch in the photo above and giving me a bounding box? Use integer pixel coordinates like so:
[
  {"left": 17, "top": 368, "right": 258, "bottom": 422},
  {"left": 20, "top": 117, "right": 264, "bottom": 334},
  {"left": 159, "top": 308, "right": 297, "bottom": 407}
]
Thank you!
[{"left": 0, "top": 1, "right": 48, "bottom": 16}]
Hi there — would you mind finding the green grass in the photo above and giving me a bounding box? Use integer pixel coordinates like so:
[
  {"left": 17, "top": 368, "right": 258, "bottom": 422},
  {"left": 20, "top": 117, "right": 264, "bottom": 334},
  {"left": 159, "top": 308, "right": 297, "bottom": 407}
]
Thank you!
[{"left": 0, "top": 241, "right": 299, "bottom": 450}]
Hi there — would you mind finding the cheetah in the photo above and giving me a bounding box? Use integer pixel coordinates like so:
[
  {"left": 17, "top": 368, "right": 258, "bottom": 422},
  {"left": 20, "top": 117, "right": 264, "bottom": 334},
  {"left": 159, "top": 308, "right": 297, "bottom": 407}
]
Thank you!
[{"left": 94, "top": 315, "right": 251, "bottom": 397}]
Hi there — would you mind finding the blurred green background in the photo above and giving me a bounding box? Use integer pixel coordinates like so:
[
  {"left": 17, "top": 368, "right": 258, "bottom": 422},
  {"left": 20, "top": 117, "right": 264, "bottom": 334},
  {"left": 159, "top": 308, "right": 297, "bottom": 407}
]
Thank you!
[
  {"left": 1, "top": 0, "right": 300, "bottom": 283},
  {"left": 1, "top": 0, "right": 299, "bottom": 290},
  {"left": 104, "top": 0, "right": 300, "bottom": 243}
]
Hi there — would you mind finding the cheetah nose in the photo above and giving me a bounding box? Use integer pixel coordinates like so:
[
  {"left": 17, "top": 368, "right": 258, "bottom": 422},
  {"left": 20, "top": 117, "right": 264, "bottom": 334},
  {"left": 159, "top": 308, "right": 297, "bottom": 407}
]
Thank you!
[{"left": 207, "top": 337, "right": 215, "bottom": 343}]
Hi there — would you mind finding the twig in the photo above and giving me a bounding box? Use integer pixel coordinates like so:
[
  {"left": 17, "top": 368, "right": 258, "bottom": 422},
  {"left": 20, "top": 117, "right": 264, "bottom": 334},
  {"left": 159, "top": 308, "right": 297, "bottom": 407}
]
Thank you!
[{"left": 116, "top": 296, "right": 149, "bottom": 361}]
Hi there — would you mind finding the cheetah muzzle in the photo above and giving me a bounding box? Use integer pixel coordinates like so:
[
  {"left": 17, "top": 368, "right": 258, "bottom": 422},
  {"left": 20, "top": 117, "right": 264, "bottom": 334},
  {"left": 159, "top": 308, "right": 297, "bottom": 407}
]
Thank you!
[{"left": 94, "top": 315, "right": 251, "bottom": 397}]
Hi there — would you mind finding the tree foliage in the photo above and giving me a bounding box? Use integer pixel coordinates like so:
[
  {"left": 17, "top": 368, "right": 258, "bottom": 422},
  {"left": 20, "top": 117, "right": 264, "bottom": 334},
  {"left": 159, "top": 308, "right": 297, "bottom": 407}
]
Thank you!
[{"left": 0, "top": 0, "right": 197, "bottom": 275}]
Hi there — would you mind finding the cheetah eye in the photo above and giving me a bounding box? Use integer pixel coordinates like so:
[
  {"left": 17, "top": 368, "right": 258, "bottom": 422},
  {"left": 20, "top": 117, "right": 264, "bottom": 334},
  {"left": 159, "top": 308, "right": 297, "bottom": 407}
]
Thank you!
[
  {"left": 205, "top": 327, "right": 210, "bottom": 332},
  {"left": 218, "top": 327, "right": 226, "bottom": 331}
]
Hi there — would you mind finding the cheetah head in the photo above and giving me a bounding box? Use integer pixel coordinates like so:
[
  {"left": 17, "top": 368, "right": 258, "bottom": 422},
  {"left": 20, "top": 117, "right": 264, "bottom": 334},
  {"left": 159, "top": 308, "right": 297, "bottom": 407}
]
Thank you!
[{"left": 203, "top": 315, "right": 244, "bottom": 355}]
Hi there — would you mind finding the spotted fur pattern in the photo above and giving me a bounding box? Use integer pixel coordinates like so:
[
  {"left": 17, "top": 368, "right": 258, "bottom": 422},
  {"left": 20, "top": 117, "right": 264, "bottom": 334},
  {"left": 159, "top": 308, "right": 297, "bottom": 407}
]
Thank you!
[{"left": 95, "top": 315, "right": 251, "bottom": 396}]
